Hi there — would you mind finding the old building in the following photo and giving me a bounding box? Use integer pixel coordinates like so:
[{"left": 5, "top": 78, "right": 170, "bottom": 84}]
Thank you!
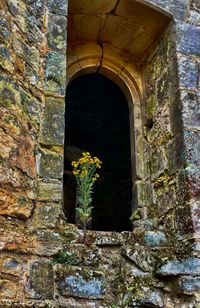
[{"left": 0, "top": 0, "right": 200, "bottom": 307}]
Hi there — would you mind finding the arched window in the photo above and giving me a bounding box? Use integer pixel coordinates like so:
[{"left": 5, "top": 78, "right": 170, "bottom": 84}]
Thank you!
[{"left": 64, "top": 73, "right": 133, "bottom": 231}]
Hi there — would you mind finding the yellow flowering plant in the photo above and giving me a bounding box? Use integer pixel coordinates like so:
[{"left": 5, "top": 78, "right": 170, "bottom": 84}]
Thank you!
[{"left": 72, "top": 152, "right": 102, "bottom": 231}]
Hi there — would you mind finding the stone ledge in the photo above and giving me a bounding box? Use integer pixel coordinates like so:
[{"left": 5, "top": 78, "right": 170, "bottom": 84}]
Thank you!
[{"left": 55, "top": 265, "right": 106, "bottom": 299}]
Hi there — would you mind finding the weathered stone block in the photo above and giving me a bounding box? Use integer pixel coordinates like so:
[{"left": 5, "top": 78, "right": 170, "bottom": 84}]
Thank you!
[
  {"left": 81, "top": 248, "right": 101, "bottom": 267},
  {"left": 45, "top": 51, "right": 66, "bottom": 94},
  {"left": 7, "top": 0, "right": 22, "bottom": 16},
  {"left": 175, "top": 204, "right": 194, "bottom": 235},
  {"left": 156, "top": 69, "right": 172, "bottom": 104},
  {"left": 144, "top": 231, "right": 167, "bottom": 247},
  {"left": 149, "top": 147, "right": 166, "bottom": 180},
  {"left": 1, "top": 111, "right": 21, "bottom": 136},
  {"left": 157, "top": 257, "right": 200, "bottom": 276},
  {"left": 176, "top": 276, "right": 200, "bottom": 295},
  {"left": 178, "top": 57, "right": 199, "bottom": 89},
  {"left": 186, "top": 166, "right": 200, "bottom": 199},
  {"left": 24, "top": 63, "right": 42, "bottom": 87},
  {"left": 122, "top": 259, "right": 149, "bottom": 279},
  {"left": 184, "top": 130, "right": 200, "bottom": 167},
  {"left": 13, "top": 37, "right": 40, "bottom": 70},
  {"left": 144, "top": 0, "right": 188, "bottom": 20},
  {"left": 0, "top": 280, "right": 17, "bottom": 299},
  {"left": 0, "top": 17, "right": 11, "bottom": 44},
  {"left": 146, "top": 94, "right": 157, "bottom": 119},
  {"left": 36, "top": 179, "right": 62, "bottom": 201},
  {"left": 190, "top": 201, "right": 200, "bottom": 233},
  {"left": 26, "top": 15, "right": 43, "bottom": 45},
  {"left": 132, "top": 219, "right": 156, "bottom": 231},
  {"left": 0, "top": 77, "right": 21, "bottom": 110},
  {"left": 21, "top": 91, "right": 42, "bottom": 132},
  {"left": 0, "top": 47, "right": 14, "bottom": 73},
  {"left": 130, "top": 288, "right": 164, "bottom": 308},
  {"left": 161, "top": 210, "right": 177, "bottom": 235},
  {"left": 47, "top": 14, "right": 67, "bottom": 51},
  {"left": 0, "top": 228, "right": 33, "bottom": 254},
  {"left": 25, "top": 0, "right": 46, "bottom": 19},
  {"left": 0, "top": 127, "right": 18, "bottom": 160},
  {"left": 155, "top": 184, "right": 177, "bottom": 217},
  {"left": 192, "top": 0, "right": 200, "bottom": 12},
  {"left": 27, "top": 261, "right": 54, "bottom": 299},
  {"left": 34, "top": 230, "right": 63, "bottom": 256},
  {"left": 56, "top": 265, "right": 106, "bottom": 299},
  {"left": 7, "top": 0, "right": 27, "bottom": 32},
  {"left": 0, "top": 256, "right": 22, "bottom": 277},
  {"left": 0, "top": 188, "right": 34, "bottom": 219},
  {"left": 169, "top": 89, "right": 183, "bottom": 135},
  {"left": 180, "top": 91, "right": 200, "bottom": 129},
  {"left": 121, "top": 245, "right": 155, "bottom": 272},
  {"left": 48, "top": 0, "right": 68, "bottom": 15},
  {"left": 36, "top": 148, "right": 63, "bottom": 179},
  {"left": 3, "top": 128, "right": 37, "bottom": 178},
  {"left": 176, "top": 22, "right": 200, "bottom": 56},
  {"left": 31, "top": 202, "right": 62, "bottom": 229},
  {"left": 40, "top": 97, "right": 65, "bottom": 145},
  {"left": 95, "top": 232, "right": 123, "bottom": 246},
  {"left": 166, "top": 134, "right": 185, "bottom": 175},
  {"left": 189, "top": 10, "right": 200, "bottom": 26},
  {"left": 147, "top": 105, "right": 172, "bottom": 144},
  {"left": 136, "top": 181, "right": 153, "bottom": 207}
]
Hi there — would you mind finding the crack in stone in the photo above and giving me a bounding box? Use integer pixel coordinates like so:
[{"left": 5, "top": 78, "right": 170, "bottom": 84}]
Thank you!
[
  {"left": 109, "top": 0, "right": 121, "bottom": 15},
  {"left": 96, "top": 41, "right": 104, "bottom": 73}
]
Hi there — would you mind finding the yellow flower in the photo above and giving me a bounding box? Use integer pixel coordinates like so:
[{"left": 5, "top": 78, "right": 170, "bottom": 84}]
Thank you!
[{"left": 83, "top": 152, "right": 90, "bottom": 157}]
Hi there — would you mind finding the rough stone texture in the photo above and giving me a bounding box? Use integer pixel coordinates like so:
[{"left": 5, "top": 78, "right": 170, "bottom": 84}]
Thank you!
[
  {"left": 0, "top": 0, "right": 200, "bottom": 307},
  {"left": 36, "top": 179, "right": 62, "bottom": 201},
  {"left": 27, "top": 261, "right": 54, "bottom": 299},
  {"left": 48, "top": 0, "right": 68, "bottom": 15},
  {"left": 180, "top": 91, "right": 200, "bottom": 129},
  {"left": 176, "top": 277, "right": 200, "bottom": 295},
  {"left": 144, "top": 231, "right": 167, "bottom": 247},
  {"left": 45, "top": 52, "right": 66, "bottom": 95},
  {"left": 47, "top": 15, "right": 67, "bottom": 51},
  {"left": 40, "top": 97, "right": 65, "bottom": 145},
  {"left": 143, "top": 22, "right": 187, "bottom": 235},
  {"left": 56, "top": 265, "right": 106, "bottom": 299},
  {"left": 176, "top": 22, "right": 200, "bottom": 56},
  {"left": 157, "top": 257, "right": 200, "bottom": 276},
  {"left": 30, "top": 202, "right": 62, "bottom": 229},
  {"left": 178, "top": 56, "right": 199, "bottom": 89},
  {"left": 36, "top": 148, "right": 63, "bottom": 179},
  {"left": 144, "top": 0, "right": 189, "bottom": 20}
]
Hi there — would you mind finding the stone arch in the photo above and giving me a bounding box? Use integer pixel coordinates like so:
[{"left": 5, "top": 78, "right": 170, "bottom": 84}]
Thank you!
[
  {"left": 65, "top": 0, "right": 173, "bottom": 229},
  {"left": 65, "top": 72, "right": 135, "bottom": 230},
  {"left": 65, "top": 55, "right": 144, "bottom": 223}
]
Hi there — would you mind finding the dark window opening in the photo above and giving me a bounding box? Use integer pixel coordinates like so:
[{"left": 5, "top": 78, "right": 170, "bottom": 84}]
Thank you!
[{"left": 64, "top": 73, "right": 133, "bottom": 231}]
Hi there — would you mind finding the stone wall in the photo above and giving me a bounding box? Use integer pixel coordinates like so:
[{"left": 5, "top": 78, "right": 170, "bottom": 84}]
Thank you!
[
  {"left": 140, "top": 21, "right": 188, "bottom": 236},
  {"left": 0, "top": 0, "right": 200, "bottom": 307}
]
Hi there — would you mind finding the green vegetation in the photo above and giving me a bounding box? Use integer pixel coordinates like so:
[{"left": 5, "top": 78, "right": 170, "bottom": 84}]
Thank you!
[
  {"left": 72, "top": 152, "right": 102, "bottom": 231},
  {"left": 51, "top": 250, "right": 81, "bottom": 266}
]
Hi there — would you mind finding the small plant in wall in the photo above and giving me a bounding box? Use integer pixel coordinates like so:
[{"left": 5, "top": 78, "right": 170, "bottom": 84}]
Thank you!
[
  {"left": 51, "top": 250, "right": 81, "bottom": 266},
  {"left": 72, "top": 152, "right": 102, "bottom": 232}
]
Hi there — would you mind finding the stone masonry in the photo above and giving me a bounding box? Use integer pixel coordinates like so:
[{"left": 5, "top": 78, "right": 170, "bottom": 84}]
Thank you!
[{"left": 0, "top": 0, "right": 200, "bottom": 307}]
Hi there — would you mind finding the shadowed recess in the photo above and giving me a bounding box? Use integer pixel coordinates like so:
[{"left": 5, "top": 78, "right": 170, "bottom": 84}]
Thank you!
[{"left": 64, "top": 73, "right": 133, "bottom": 231}]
